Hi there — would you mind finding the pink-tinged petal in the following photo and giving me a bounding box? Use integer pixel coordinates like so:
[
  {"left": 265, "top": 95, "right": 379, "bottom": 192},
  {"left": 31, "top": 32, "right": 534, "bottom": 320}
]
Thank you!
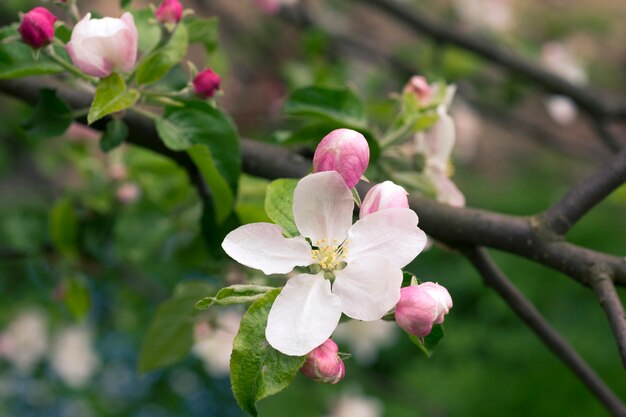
[
  {"left": 359, "top": 181, "right": 409, "bottom": 219},
  {"left": 346, "top": 208, "right": 427, "bottom": 268},
  {"left": 428, "top": 169, "right": 466, "bottom": 208},
  {"left": 312, "top": 129, "right": 370, "bottom": 188},
  {"left": 414, "top": 112, "right": 456, "bottom": 171},
  {"left": 222, "top": 223, "right": 311, "bottom": 275},
  {"left": 293, "top": 171, "right": 354, "bottom": 244},
  {"left": 333, "top": 255, "right": 402, "bottom": 321},
  {"left": 266, "top": 274, "right": 342, "bottom": 356},
  {"left": 66, "top": 41, "right": 111, "bottom": 78}
]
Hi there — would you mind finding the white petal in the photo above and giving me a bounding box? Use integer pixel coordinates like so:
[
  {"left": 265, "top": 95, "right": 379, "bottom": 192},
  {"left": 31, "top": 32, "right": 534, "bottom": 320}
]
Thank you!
[
  {"left": 429, "top": 169, "right": 466, "bottom": 208},
  {"left": 292, "top": 171, "right": 354, "bottom": 244},
  {"left": 222, "top": 223, "right": 311, "bottom": 275},
  {"left": 266, "top": 274, "right": 342, "bottom": 356},
  {"left": 346, "top": 208, "right": 427, "bottom": 268},
  {"left": 333, "top": 255, "right": 402, "bottom": 321}
]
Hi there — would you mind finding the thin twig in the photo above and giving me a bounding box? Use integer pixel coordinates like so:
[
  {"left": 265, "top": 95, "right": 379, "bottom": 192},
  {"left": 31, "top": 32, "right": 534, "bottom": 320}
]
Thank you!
[
  {"left": 591, "top": 117, "right": 622, "bottom": 152},
  {"left": 590, "top": 266, "right": 626, "bottom": 368},
  {"left": 361, "top": 0, "right": 626, "bottom": 121},
  {"left": 463, "top": 247, "right": 626, "bottom": 417},
  {"left": 539, "top": 148, "right": 626, "bottom": 236}
]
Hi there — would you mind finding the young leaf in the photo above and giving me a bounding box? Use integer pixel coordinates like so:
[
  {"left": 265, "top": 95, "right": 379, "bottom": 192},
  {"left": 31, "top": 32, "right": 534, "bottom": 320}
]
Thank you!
[
  {"left": 131, "top": 8, "right": 161, "bottom": 52},
  {"left": 186, "top": 16, "right": 219, "bottom": 53},
  {"left": 230, "top": 289, "right": 306, "bottom": 417},
  {"left": 88, "top": 73, "right": 140, "bottom": 124},
  {"left": 49, "top": 198, "right": 79, "bottom": 256},
  {"left": 63, "top": 275, "right": 91, "bottom": 321},
  {"left": 156, "top": 101, "right": 240, "bottom": 222},
  {"left": 21, "top": 89, "right": 73, "bottom": 139},
  {"left": 196, "top": 285, "right": 275, "bottom": 309},
  {"left": 135, "top": 24, "right": 189, "bottom": 85},
  {"left": 408, "top": 324, "right": 445, "bottom": 358},
  {"left": 264, "top": 179, "right": 299, "bottom": 237},
  {"left": 100, "top": 118, "right": 129, "bottom": 152},
  {"left": 284, "top": 86, "right": 367, "bottom": 128},
  {"left": 139, "top": 280, "right": 213, "bottom": 373}
]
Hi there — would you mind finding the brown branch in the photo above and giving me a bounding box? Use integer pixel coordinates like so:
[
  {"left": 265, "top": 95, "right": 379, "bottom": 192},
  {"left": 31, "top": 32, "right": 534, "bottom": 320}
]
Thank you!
[
  {"left": 2, "top": 77, "right": 626, "bottom": 289},
  {"left": 590, "top": 266, "right": 626, "bottom": 368},
  {"left": 463, "top": 247, "right": 626, "bottom": 417},
  {"left": 360, "top": 0, "right": 626, "bottom": 123},
  {"left": 539, "top": 148, "right": 626, "bottom": 236}
]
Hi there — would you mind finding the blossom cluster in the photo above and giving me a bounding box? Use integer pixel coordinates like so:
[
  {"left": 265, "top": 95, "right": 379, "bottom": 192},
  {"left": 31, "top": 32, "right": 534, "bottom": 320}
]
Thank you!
[{"left": 223, "top": 128, "right": 453, "bottom": 383}]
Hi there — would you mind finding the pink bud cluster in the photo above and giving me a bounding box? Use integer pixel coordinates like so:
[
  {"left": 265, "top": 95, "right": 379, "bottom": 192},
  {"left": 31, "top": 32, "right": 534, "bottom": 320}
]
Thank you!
[
  {"left": 312, "top": 128, "right": 369, "bottom": 189},
  {"left": 395, "top": 282, "right": 452, "bottom": 337},
  {"left": 155, "top": 0, "right": 184, "bottom": 24},
  {"left": 300, "top": 339, "right": 345, "bottom": 384},
  {"left": 18, "top": 7, "right": 57, "bottom": 49}
]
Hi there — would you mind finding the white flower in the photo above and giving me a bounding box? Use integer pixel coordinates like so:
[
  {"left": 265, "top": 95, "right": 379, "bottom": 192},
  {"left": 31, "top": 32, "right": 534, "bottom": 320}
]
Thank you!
[
  {"left": 222, "top": 171, "right": 427, "bottom": 356},
  {"left": 192, "top": 310, "right": 242, "bottom": 376},
  {"left": 325, "top": 393, "right": 383, "bottom": 417},
  {"left": 0, "top": 309, "right": 48, "bottom": 373},
  {"left": 414, "top": 108, "right": 466, "bottom": 207},
  {"left": 51, "top": 326, "right": 99, "bottom": 388}
]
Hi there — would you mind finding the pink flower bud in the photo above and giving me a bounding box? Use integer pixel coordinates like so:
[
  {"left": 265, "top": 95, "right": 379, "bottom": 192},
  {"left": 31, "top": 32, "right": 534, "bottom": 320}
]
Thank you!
[
  {"left": 312, "top": 129, "right": 369, "bottom": 189},
  {"left": 193, "top": 68, "right": 221, "bottom": 98},
  {"left": 18, "top": 7, "right": 57, "bottom": 49},
  {"left": 66, "top": 13, "right": 138, "bottom": 78},
  {"left": 402, "top": 76, "right": 433, "bottom": 105},
  {"left": 155, "top": 0, "right": 184, "bottom": 24},
  {"left": 395, "top": 282, "right": 452, "bottom": 337},
  {"left": 300, "top": 339, "right": 345, "bottom": 384},
  {"left": 116, "top": 182, "right": 140, "bottom": 204},
  {"left": 359, "top": 181, "right": 409, "bottom": 219}
]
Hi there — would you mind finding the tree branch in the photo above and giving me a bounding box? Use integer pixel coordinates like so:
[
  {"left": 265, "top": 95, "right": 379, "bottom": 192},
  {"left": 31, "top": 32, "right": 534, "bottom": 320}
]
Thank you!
[
  {"left": 361, "top": 0, "right": 626, "bottom": 123},
  {"left": 590, "top": 266, "right": 626, "bottom": 368},
  {"left": 539, "top": 148, "right": 626, "bottom": 236},
  {"left": 463, "top": 247, "right": 626, "bottom": 417},
  {"left": 2, "top": 77, "right": 626, "bottom": 290}
]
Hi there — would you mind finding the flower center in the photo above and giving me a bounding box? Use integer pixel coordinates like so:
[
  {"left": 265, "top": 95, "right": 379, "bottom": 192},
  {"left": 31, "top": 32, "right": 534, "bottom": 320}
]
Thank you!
[{"left": 311, "top": 239, "right": 349, "bottom": 272}]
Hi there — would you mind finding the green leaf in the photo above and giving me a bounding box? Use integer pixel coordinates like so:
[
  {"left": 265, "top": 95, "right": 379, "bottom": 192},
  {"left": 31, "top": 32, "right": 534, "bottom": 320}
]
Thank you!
[
  {"left": 63, "top": 275, "right": 91, "bottom": 321},
  {"left": 186, "top": 16, "right": 219, "bottom": 53},
  {"left": 264, "top": 179, "right": 299, "bottom": 237},
  {"left": 139, "top": 280, "right": 213, "bottom": 373},
  {"left": 201, "top": 198, "right": 240, "bottom": 259},
  {"left": 231, "top": 289, "right": 306, "bottom": 416},
  {"left": 156, "top": 101, "right": 240, "bottom": 222},
  {"left": 49, "top": 198, "right": 79, "bottom": 256},
  {"left": 88, "top": 73, "right": 140, "bottom": 125},
  {"left": 131, "top": 8, "right": 161, "bottom": 52},
  {"left": 284, "top": 85, "right": 367, "bottom": 128},
  {"left": 409, "top": 324, "right": 445, "bottom": 358},
  {"left": 0, "top": 26, "right": 63, "bottom": 79},
  {"left": 21, "top": 89, "right": 73, "bottom": 139},
  {"left": 196, "top": 285, "right": 275, "bottom": 309},
  {"left": 100, "top": 119, "right": 129, "bottom": 152},
  {"left": 135, "top": 24, "right": 189, "bottom": 85}
]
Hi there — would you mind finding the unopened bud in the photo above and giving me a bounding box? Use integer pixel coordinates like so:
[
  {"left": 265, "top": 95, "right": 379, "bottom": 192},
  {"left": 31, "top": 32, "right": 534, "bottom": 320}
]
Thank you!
[
  {"left": 300, "top": 339, "right": 345, "bottom": 384},
  {"left": 395, "top": 282, "right": 452, "bottom": 337},
  {"left": 18, "top": 7, "right": 57, "bottom": 49},
  {"left": 402, "top": 75, "right": 433, "bottom": 105},
  {"left": 155, "top": 0, "right": 184, "bottom": 24},
  {"left": 193, "top": 68, "right": 221, "bottom": 98},
  {"left": 359, "top": 181, "right": 409, "bottom": 219},
  {"left": 312, "top": 128, "right": 369, "bottom": 189},
  {"left": 116, "top": 182, "right": 140, "bottom": 204}
]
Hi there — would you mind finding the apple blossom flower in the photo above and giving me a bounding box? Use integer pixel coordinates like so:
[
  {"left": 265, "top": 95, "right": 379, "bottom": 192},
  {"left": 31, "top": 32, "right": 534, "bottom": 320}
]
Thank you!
[
  {"left": 0, "top": 309, "right": 48, "bottom": 372},
  {"left": 155, "top": 0, "right": 184, "bottom": 24},
  {"left": 222, "top": 171, "right": 427, "bottom": 355},
  {"left": 301, "top": 339, "right": 345, "bottom": 384},
  {"left": 313, "top": 129, "right": 370, "bottom": 189},
  {"left": 395, "top": 282, "right": 452, "bottom": 337},
  {"left": 327, "top": 393, "right": 383, "bottom": 417},
  {"left": 360, "top": 181, "right": 409, "bottom": 219},
  {"left": 51, "top": 326, "right": 100, "bottom": 388},
  {"left": 414, "top": 109, "right": 465, "bottom": 207},
  {"left": 402, "top": 75, "right": 433, "bottom": 105},
  {"left": 66, "top": 13, "right": 138, "bottom": 78},
  {"left": 18, "top": 7, "right": 57, "bottom": 49},
  {"left": 193, "top": 68, "right": 221, "bottom": 98},
  {"left": 193, "top": 310, "right": 242, "bottom": 376}
]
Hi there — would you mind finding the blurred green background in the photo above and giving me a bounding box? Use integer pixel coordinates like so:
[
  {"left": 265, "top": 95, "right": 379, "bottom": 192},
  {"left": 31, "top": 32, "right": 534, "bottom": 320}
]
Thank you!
[{"left": 1, "top": 0, "right": 625, "bottom": 416}]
